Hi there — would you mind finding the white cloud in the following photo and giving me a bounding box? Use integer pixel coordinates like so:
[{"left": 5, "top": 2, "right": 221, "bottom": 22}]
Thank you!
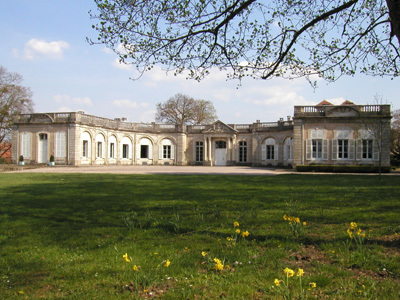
[
  {"left": 14, "top": 38, "right": 69, "bottom": 60},
  {"left": 112, "top": 99, "right": 149, "bottom": 109},
  {"left": 54, "top": 94, "right": 93, "bottom": 107},
  {"left": 57, "top": 106, "right": 72, "bottom": 112},
  {"left": 112, "top": 99, "right": 137, "bottom": 108}
]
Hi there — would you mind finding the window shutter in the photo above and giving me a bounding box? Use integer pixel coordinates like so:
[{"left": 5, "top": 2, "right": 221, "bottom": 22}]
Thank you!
[
  {"left": 22, "top": 133, "right": 31, "bottom": 158},
  {"left": 159, "top": 145, "right": 163, "bottom": 159},
  {"left": 261, "top": 144, "right": 266, "bottom": 160},
  {"left": 148, "top": 144, "right": 153, "bottom": 160},
  {"left": 274, "top": 145, "right": 279, "bottom": 160},
  {"left": 356, "top": 139, "right": 362, "bottom": 160},
  {"left": 331, "top": 139, "right": 337, "bottom": 160},
  {"left": 323, "top": 139, "right": 328, "bottom": 160},
  {"left": 171, "top": 144, "right": 175, "bottom": 160},
  {"left": 373, "top": 139, "right": 379, "bottom": 161},
  {"left": 136, "top": 143, "right": 140, "bottom": 159},
  {"left": 349, "top": 139, "right": 355, "bottom": 160},
  {"left": 306, "top": 139, "right": 312, "bottom": 160}
]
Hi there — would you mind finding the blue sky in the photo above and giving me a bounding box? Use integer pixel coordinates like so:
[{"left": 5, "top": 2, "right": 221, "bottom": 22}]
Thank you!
[{"left": 1, "top": 0, "right": 399, "bottom": 124}]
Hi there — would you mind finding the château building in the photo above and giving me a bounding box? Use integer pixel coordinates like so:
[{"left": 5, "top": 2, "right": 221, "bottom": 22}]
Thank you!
[{"left": 11, "top": 101, "right": 391, "bottom": 167}]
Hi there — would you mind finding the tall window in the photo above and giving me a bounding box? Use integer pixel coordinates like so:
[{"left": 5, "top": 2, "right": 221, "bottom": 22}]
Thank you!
[
  {"left": 266, "top": 145, "right": 274, "bottom": 160},
  {"left": 196, "top": 141, "right": 203, "bottom": 162},
  {"left": 83, "top": 141, "right": 89, "bottom": 157},
  {"left": 263, "top": 138, "right": 277, "bottom": 161},
  {"left": 97, "top": 142, "right": 103, "bottom": 158},
  {"left": 362, "top": 139, "right": 373, "bottom": 159},
  {"left": 109, "top": 143, "right": 115, "bottom": 158},
  {"left": 307, "top": 130, "right": 327, "bottom": 161},
  {"left": 284, "top": 137, "right": 293, "bottom": 160},
  {"left": 338, "top": 139, "right": 349, "bottom": 159},
  {"left": 141, "top": 145, "right": 149, "bottom": 158},
  {"left": 163, "top": 145, "right": 171, "bottom": 159},
  {"left": 239, "top": 141, "right": 247, "bottom": 162},
  {"left": 312, "top": 139, "right": 322, "bottom": 159},
  {"left": 122, "top": 144, "right": 129, "bottom": 159}
]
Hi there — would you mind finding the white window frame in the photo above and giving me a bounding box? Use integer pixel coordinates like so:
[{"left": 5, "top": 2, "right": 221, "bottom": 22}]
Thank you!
[
  {"left": 195, "top": 141, "right": 204, "bottom": 162},
  {"left": 306, "top": 130, "right": 328, "bottom": 161}
]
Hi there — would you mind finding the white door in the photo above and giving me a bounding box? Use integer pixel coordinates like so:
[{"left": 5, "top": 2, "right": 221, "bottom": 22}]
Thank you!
[
  {"left": 215, "top": 149, "right": 226, "bottom": 165},
  {"left": 38, "top": 133, "right": 48, "bottom": 163}
]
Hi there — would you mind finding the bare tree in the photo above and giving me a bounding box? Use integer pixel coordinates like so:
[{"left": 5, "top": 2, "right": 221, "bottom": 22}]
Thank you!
[
  {"left": 155, "top": 93, "right": 217, "bottom": 125},
  {"left": 89, "top": 0, "right": 400, "bottom": 84},
  {"left": 192, "top": 99, "right": 218, "bottom": 125},
  {"left": 0, "top": 66, "right": 34, "bottom": 158}
]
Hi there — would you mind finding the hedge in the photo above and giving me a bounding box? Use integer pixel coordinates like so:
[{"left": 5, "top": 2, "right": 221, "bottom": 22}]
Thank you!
[{"left": 295, "top": 164, "right": 391, "bottom": 173}]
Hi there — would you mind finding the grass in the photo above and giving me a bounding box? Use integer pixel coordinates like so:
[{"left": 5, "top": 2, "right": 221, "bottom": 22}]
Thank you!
[{"left": 0, "top": 173, "right": 399, "bottom": 299}]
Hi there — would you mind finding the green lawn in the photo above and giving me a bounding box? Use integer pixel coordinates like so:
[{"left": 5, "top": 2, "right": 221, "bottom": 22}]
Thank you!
[{"left": 0, "top": 173, "right": 399, "bottom": 299}]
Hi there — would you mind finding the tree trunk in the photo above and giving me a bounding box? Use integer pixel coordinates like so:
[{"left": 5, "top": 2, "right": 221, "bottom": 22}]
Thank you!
[{"left": 386, "top": 0, "right": 400, "bottom": 45}]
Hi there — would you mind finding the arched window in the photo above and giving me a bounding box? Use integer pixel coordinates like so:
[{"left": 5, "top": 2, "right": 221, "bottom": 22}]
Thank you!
[
  {"left": 81, "top": 132, "right": 91, "bottom": 158},
  {"left": 137, "top": 138, "right": 153, "bottom": 159},
  {"left": 159, "top": 138, "right": 175, "bottom": 159},
  {"left": 121, "top": 136, "right": 133, "bottom": 159},
  {"left": 262, "top": 138, "right": 278, "bottom": 160},
  {"left": 95, "top": 133, "right": 105, "bottom": 158},
  {"left": 109, "top": 135, "right": 117, "bottom": 159}
]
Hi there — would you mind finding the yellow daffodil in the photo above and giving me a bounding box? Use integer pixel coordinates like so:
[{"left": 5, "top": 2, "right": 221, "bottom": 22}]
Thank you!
[
  {"left": 133, "top": 265, "right": 139, "bottom": 271},
  {"left": 234, "top": 221, "right": 240, "bottom": 227},
  {"left": 347, "top": 228, "right": 353, "bottom": 239},
  {"left": 297, "top": 268, "right": 304, "bottom": 277},
  {"left": 303, "top": 221, "right": 307, "bottom": 226},
  {"left": 213, "top": 258, "right": 224, "bottom": 271},
  {"left": 201, "top": 251, "right": 207, "bottom": 257},
  {"left": 283, "top": 215, "right": 288, "bottom": 221},
  {"left": 350, "top": 222, "right": 357, "bottom": 229},
  {"left": 241, "top": 231, "right": 249, "bottom": 238},
  {"left": 283, "top": 267, "right": 295, "bottom": 277},
  {"left": 235, "top": 229, "right": 241, "bottom": 234},
  {"left": 123, "top": 253, "right": 131, "bottom": 263},
  {"left": 164, "top": 259, "right": 171, "bottom": 267},
  {"left": 310, "top": 282, "right": 317, "bottom": 288},
  {"left": 274, "top": 278, "right": 280, "bottom": 286}
]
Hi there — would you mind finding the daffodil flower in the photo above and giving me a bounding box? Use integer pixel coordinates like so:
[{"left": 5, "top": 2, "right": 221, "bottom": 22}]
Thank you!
[
  {"left": 164, "top": 259, "right": 171, "bottom": 267},
  {"left": 123, "top": 253, "right": 131, "bottom": 263},
  {"left": 297, "top": 268, "right": 304, "bottom": 277}
]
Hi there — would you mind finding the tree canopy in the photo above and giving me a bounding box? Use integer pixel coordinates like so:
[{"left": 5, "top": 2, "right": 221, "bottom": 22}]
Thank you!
[
  {"left": 90, "top": 0, "right": 400, "bottom": 84},
  {"left": 0, "top": 66, "right": 34, "bottom": 157},
  {"left": 155, "top": 93, "right": 217, "bottom": 125}
]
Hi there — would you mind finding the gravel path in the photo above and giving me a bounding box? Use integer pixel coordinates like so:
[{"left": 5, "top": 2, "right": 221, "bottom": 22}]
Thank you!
[{"left": 6, "top": 165, "right": 292, "bottom": 175}]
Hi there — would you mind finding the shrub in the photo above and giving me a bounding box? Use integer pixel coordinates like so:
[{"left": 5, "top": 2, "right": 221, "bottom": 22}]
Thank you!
[{"left": 295, "top": 165, "right": 391, "bottom": 173}]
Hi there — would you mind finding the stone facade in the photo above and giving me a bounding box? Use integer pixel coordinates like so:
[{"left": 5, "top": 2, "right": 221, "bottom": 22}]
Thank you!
[{"left": 11, "top": 103, "right": 391, "bottom": 167}]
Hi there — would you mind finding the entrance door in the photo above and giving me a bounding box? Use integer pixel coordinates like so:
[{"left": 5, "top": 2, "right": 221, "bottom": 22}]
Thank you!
[
  {"left": 214, "top": 140, "right": 226, "bottom": 166},
  {"left": 38, "top": 133, "right": 48, "bottom": 163}
]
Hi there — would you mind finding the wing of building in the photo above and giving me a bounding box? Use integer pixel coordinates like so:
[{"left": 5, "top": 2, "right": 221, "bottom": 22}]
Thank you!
[{"left": 11, "top": 102, "right": 391, "bottom": 167}]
